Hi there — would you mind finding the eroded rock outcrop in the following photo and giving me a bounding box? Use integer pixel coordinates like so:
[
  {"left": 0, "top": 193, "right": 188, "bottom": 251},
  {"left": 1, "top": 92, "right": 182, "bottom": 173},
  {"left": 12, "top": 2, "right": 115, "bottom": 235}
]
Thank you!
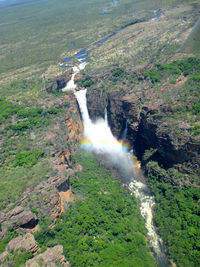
[
  {"left": 21, "top": 174, "right": 73, "bottom": 220},
  {"left": 46, "top": 72, "right": 70, "bottom": 92},
  {"left": 25, "top": 245, "right": 69, "bottom": 267},
  {"left": 0, "top": 206, "right": 38, "bottom": 237},
  {"left": 7, "top": 233, "right": 39, "bottom": 253},
  {"left": 0, "top": 233, "right": 39, "bottom": 264}
]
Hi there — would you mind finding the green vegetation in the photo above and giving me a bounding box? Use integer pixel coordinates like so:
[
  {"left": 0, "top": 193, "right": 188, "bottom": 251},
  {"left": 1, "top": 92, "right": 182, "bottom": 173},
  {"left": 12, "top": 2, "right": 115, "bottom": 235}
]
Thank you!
[
  {"left": 34, "top": 150, "right": 156, "bottom": 267},
  {"left": 146, "top": 161, "right": 200, "bottom": 267},
  {"left": 0, "top": 160, "right": 57, "bottom": 210},
  {"left": 1, "top": 78, "right": 43, "bottom": 99},
  {"left": 0, "top": 0, "right": 191, "bottom": 75},
  {"left": 190, "top": 125, "right": 200, "bottom": 136},
  {"left": 142, "top": 57, "right": 200, "bottom": 83},
  {"left": 13, "top": 151, "right": 45, "bottom": 167},
  {"left": 0, "top": 249, "right": 32, "bottom": 267},
  {"left": 1, "top": 0, "right": 200, "bottom": 266},
  {"left": 192, "top": 103, "right": 200, "bottom": 115},
  {"left": 0, "top": 97, "right": 65, "bottom": 209},
  {"left": 110, "top": 67, "right": 126, "bottom": 82},
  {"left": 0, "top": 0, "right": 151, "bottom": 74},
  {"left": 0, "top": 228, "right": 18, "bottom": 253},
  {"left": 182, "top": 18, "right": 200, "bottom": 55},
  {"left": 78, "top": 76, "right": 95, "bottom": 88},
  {"left": 0, "top": 97, "right": 62, "bottom": 137},
  {"left": 0, "top": 99, "right": 19, "bottom": 123},
  {"left": 11, "top": 251, "right": 32, "bottom": 267}
]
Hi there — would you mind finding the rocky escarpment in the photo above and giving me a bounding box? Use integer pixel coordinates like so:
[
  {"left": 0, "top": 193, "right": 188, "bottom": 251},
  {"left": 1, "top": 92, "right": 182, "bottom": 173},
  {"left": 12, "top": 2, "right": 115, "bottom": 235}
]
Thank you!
[
  {"left": 86, "top": 88, "right": 200, "bottom": 185},
  {"left": 0, "top": 87, "right": 83, "bottom": 238},
  {"left": 0, "top": 207, "right": 38, "bottom": 239},
  {"left": 46, "top": 72, "right": 71, "bottom": 92},
  {"left": 0, "top": 235, "right": 69, "bottom": 267},
  {"left": 26, "top": 245, "right": 69, "bottom": 267}
]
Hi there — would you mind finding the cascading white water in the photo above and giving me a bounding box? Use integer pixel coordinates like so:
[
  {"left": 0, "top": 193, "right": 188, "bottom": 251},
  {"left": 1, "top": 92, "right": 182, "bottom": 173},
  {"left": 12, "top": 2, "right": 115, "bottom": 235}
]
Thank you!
[
  {"left": 75, "top": 89, "right": 134, "bottom": 181},
  {"left": 129, "top": 181, "right": 169, "bottom": 267},
  {"left": 62, "top": 50, "right": 168, "bottom": 265},
  {"left": 62, "top": 62, "right": 87, "bottom": 92},
  {"left": 74, "top": 88, "right": 168, "bottom": 267},
  {"left": 75, "top": 89, "right": 124, "bottom": 152}
]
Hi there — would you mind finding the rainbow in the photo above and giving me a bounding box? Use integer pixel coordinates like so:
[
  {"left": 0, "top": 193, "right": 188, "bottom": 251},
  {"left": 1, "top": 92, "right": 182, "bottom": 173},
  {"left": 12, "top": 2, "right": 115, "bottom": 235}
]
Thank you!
[{"left": 80, "top": 138, "right": 129, "bottom": 152}]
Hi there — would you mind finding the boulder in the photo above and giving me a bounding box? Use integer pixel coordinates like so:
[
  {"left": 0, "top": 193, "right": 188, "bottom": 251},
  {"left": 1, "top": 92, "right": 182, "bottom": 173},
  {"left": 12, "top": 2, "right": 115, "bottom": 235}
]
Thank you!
[
  {"left": 0, "top": 251, "right": 8, "bottom": 261},
  {"left": 7, "top": 233, "right": 39, "bottom": 253},
  {"left": 0, "top": 207, "right": 38, "bottom": 234},
  {"left": 25, "top": 245, "right": 70, "bottom": 267}
]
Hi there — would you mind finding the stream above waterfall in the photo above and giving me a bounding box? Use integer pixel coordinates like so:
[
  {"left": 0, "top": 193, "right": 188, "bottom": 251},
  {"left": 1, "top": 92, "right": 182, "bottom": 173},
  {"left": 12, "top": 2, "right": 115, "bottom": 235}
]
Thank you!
[{"left": 59, "top": 9, "right": 162, "bottom": 69}]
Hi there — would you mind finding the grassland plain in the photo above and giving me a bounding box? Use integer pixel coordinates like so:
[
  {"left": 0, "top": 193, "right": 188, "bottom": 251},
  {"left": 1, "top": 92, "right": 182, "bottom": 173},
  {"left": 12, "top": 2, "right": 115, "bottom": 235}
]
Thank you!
[
  {"left": 0, "top": 0, "right": 195, "bottom": 83},
  {"left": 0, "top": 0, "right": 200, "bottom": 266}
]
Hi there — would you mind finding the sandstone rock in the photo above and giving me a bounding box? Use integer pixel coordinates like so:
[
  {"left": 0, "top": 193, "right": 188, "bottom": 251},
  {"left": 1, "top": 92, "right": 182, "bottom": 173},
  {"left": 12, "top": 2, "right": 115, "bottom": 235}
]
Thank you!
[
  {"left": 87, "top": 88, "right": 107, "bottom": 120},
  {"left": 59, "top": 189, "right": 75, "bottom": 214},
  {"left": 25, "top": 246, "right": 70, "bottom": 267},
  {"left": 14, "top": 210, "right": 38, "bottom": 229},
  {"left": 7, "top": 233, "right": 39, "bottom": 253},
  {"left": 20, "top": 175, "right": 72, "bottom": 220},
  {"left": 0, "top": 251, "right": 8, "bottom": 261},
  {"left": 0, "top": 207, "right": 38, "bottom": 234},
  {"left": 46, "top": 73, "right": 70, "bottom": 92},
  {"left": 86, "top": 85, "right": 200, "bottom": 185}
]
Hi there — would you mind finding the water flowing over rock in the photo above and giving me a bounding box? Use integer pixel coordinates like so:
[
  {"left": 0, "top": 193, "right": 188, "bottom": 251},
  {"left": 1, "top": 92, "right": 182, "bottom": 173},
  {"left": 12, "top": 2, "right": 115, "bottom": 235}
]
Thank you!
[
  {"left": 62, "top": 62, "right": 87, "bottom": 92},
  {"left": 75, "top": 89, "right": 135, "bottom": 181},
  {"left": 74, "top": 88, "right": 168, "bottom": 266},
  {"left": 129, "top": 181, "right": 169, "bottom": 267},
  {"left": 60, "top": 35, "right": 169, "bottom": 265}
]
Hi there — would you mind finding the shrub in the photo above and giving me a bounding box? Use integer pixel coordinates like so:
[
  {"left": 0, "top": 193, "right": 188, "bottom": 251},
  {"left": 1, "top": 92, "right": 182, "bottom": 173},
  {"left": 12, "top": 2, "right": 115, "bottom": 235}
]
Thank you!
[
  {"left": 0, "top": 99, "right": 19, "bottom": 123},
  {"left": 142, "top": 70, "right": 160, "bottom": 83},
  {"left": 170, "top": 79, "right": 176, "bottom": 84},
  {"left": 190, "top": 125, "right": 200, "bottom": 136},
  {"left": 192, "top": 103, "right": 200, "bottom": 114},
  {"left": 11, "top": 121, "right": 31, "bottom": 131},
  {"left": 111, "top": 67, "right": 125, "bottom": 78},
  {"left": 13, "top": 151, "right": 45, "bottom": 167},
  {"left": 0, "top": 228, "right": 18, "bottom": 253},
  {"left": 78, "top": 77, "right": 95, "bottom": 88},
  {"left": 144, "top": 57, "right": 200, "bottom": 84}
]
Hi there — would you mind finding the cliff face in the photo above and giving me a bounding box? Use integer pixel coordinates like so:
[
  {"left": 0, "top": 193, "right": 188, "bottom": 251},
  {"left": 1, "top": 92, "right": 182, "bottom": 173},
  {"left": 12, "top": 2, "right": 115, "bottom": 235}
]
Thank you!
[{"left": 86, "top": 87, "right": 200, "bottom": 185}]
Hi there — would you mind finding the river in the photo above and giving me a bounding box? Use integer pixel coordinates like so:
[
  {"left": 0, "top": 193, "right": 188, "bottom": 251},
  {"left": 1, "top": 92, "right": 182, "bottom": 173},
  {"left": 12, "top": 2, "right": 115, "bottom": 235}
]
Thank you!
[{"left": 60, "top": 7, "right": 168, "bottom": 265}]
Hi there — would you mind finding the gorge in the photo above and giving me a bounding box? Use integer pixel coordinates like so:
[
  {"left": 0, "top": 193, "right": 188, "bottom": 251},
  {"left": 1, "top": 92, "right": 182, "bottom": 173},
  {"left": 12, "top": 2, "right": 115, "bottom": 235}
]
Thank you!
[
  {"left": 0, "top": 1, "right": 199, "bottom": 266},
  {"left": 61, "top": 52, "right": 169, "bottom": 265},
  {"left": 75, "top": 88, "right": 169, "bottom": 266}
]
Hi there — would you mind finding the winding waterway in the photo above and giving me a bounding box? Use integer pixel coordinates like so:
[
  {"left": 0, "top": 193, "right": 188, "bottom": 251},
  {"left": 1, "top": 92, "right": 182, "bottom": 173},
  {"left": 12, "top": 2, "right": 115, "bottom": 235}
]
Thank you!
[
  {"left": 60, "top": 8, "right": 168, "bottom": 265},
  {"left": 60, "top": 7, "right": 162, "bottom": 69}
]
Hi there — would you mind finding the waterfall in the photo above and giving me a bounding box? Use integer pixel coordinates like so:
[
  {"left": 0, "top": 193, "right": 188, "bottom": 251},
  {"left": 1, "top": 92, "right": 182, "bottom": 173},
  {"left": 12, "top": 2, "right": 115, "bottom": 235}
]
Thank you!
[
  {"left": 120, "top": 121, "right": 128, "bottom": 140},
  {"left": 75, "top": 88, "right": 168, "bottom": 267},
  {"left": 104, "top": 107, "right": 108, "bottom": 125},
  {"left": 74, "top": 89, "right": 91, "bottom": 126},
  {"left": 75, "top": 89, "right": 134, "bottom": 181},
  {"left": 62, "top": 48, "right": 168, "bottom": 266},
  {"left": 62, "top": 62, "right": 87, "bottom": 92}
]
